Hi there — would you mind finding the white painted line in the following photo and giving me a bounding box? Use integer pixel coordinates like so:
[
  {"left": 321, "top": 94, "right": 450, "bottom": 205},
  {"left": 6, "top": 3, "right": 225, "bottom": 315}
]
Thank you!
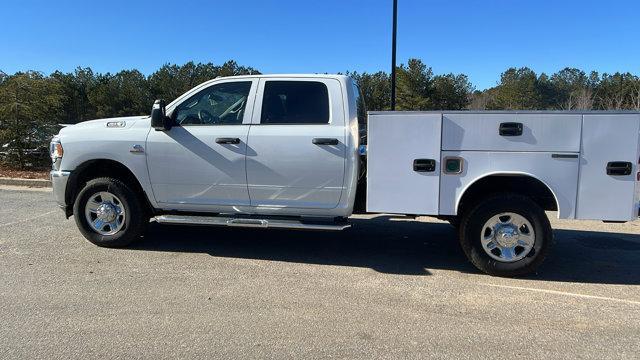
[
  {"left": 0, "top": 210, "right": 58, "bottom": 228},
  {"left": 0, "top": 185, "right": 52, "bottom": 192},
  {"left": 482, "top": 283, "right": 640, "bottom": 306}
]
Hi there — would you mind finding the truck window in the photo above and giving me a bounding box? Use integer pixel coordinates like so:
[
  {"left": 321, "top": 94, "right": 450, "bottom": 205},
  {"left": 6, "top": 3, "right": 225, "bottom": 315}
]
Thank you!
[
  {"left": 352, "top": 83, "right": 366, "bottom": 126},
  {"left": 260, "top": 81, "right": 329, "bottom": 124},
  {"left": 353, "top": 82, "right": 367, "bottom": 145},
  {"left": 174, "top": 81, "right": 252, "bottom": 125}
]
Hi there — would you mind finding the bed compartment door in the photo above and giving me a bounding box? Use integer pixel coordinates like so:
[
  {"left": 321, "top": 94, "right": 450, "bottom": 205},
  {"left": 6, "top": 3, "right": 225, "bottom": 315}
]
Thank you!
[
  {"left": 442, "top": 113, "right": 582, "bottom": 152},
  {"left": 576, "top": 114, "right": 640, "bottom": 221},
  {"left": 367, "top": 113, "right": 442, "bottom": 215}
]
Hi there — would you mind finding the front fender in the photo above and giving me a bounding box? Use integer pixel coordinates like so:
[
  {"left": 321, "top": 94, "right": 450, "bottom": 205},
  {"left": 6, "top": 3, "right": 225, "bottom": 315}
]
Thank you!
[{"left": 57, "top": 120, "right": 157, "bottom": 209}]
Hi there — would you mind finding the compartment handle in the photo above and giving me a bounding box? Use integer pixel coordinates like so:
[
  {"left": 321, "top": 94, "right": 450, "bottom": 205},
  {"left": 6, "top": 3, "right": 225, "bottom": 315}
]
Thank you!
[
  {"left": 413, "top": 159, "right": 436, "bottom": 172},
  {"left": 499, "top": 122, "right": 523, "bottom": 136},
  {"left": 606, "top": 161, "right": 632, "bottom": 176}
]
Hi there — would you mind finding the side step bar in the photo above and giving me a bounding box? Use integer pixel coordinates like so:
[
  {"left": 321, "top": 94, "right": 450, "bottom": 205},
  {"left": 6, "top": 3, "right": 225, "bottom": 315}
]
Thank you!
[{"left": 153, "top": 215, "right": 350, "bottom": 231}]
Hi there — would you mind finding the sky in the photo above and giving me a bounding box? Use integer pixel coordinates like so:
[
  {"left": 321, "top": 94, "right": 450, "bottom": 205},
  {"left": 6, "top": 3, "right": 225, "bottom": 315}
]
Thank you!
[{"left": 1, "top": 0, "right": 639, "bottom": 90}]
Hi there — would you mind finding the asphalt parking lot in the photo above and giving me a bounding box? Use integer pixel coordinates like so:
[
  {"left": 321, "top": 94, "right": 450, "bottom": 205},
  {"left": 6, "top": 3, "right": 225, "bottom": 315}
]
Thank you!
[{"left": 1, "top": 187, "right": 639, "bottom": 359}]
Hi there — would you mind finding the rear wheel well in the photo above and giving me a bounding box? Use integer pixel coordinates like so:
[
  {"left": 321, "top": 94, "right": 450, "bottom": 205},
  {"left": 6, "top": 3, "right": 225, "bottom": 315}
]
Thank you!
[
  {"left": 457, "top": 175, "right": 558, "bottom": 216},
  {"left": 66, "top": 159, "right": 152, "bottom": 216}
]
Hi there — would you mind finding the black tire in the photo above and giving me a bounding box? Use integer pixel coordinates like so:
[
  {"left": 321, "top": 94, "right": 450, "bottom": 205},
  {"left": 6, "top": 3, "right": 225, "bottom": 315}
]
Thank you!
[
  {"left": 73, "top": 177, "right": 148, "bottom": 247},
  {"left": 458, "top": 193, "right": 552, "bottom": 277}
]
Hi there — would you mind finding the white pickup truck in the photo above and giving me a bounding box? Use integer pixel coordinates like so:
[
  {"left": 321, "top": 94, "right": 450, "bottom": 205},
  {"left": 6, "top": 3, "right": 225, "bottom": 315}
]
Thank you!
[{"left": 49, "top": 74, "right": 640, "bottom": 276}]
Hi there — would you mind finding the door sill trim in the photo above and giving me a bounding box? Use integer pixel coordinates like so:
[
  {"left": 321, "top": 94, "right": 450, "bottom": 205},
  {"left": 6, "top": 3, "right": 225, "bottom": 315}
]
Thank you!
[{"left": 153, "top": 214, "right": 350, "bottom": 231}]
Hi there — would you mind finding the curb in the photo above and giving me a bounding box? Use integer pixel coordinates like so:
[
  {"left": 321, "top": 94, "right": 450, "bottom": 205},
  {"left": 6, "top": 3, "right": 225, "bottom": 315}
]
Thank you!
[{"left": 0, "top": 177, "right": 52, "bottom": 188}]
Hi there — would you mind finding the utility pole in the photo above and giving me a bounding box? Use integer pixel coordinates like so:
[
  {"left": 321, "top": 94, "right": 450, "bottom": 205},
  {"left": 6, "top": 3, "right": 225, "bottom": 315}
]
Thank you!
[{"left": 391, "top": 0, "right": 398, "bottom": 110}]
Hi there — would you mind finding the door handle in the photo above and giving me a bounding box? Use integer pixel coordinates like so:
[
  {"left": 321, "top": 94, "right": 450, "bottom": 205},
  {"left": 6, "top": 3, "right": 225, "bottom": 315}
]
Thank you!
[
  {"left": 312, "top": 138, "right": 339, "bottom": 145},
  {"left": 499, "top": 122, "right": 523, "bottom": 136},
  {"left": 413, "top": 159, "right": 436, "bottom": 172},
  {"left": 606, "top": 161, "right": 632, "bottom": 176},
  {"left": 215, "top": 137, "right": 241, "bottom": 144},
  {"left": 551, "top": 154, "right": 578, "bottom": 159}
]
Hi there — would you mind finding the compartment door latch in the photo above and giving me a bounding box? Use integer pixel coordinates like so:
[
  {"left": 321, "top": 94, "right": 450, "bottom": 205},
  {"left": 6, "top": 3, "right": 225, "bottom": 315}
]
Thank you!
[
  {"left": 413, "top": 159, "right": 436, "bottom": 172},
  {"left": 499, "top": 122, "right": 523, "bottom": 136},
  {"left": 606, "top": 161, "right": 632, "bottom": 176}
]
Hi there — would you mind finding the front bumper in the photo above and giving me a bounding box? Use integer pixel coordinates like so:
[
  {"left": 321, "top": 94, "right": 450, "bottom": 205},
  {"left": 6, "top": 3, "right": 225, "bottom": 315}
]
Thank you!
[{"left": 50, "top": 170, "right": 70, "bottom": 209}]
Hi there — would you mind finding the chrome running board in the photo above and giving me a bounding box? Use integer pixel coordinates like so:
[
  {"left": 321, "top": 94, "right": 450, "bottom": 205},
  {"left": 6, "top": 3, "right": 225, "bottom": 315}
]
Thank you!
[{"left": 153, "top": 214, "right": 350, "bottom": 231}]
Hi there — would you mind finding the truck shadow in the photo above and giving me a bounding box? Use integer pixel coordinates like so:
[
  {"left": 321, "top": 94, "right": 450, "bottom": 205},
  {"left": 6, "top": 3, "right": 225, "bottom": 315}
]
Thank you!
[{"left": 133, "top": 215, "right": 640, "bottom": 285}]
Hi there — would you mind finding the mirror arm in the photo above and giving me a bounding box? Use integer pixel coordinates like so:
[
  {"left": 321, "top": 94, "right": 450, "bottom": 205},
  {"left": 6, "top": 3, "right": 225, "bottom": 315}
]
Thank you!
[
  {"left": 165, "top": 116, "right": 174, "bottom": 131},
  {"left": 151, "top": 99, "right": 172, "bottom": 131}
]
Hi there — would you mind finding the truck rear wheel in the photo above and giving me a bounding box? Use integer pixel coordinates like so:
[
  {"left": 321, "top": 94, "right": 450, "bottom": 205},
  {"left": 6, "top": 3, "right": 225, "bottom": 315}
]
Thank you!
[
  {"left": 73, "top": 177, "right": 148, "bottom": 247},
  {"left": 458, "top": 193, "right": 552, "bottom": 277}
]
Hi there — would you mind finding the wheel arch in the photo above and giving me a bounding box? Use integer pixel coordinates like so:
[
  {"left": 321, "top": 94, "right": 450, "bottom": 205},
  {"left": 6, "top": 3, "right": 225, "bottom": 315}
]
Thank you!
[
  {"left": 65, "top": 159, "right": 154, "bottom": 217},
  {"left": 456, "top": 172, "right": 560, "bottom": 216}
]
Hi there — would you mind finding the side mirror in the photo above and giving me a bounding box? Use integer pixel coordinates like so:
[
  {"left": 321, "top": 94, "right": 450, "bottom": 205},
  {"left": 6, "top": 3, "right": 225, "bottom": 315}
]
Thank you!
[{"left": 150, "top": 99, "right": 172, "bottom": 131}]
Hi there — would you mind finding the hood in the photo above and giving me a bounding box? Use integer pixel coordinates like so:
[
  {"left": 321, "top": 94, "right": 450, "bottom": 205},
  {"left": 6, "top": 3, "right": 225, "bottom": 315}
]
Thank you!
[{"left": 60, "top": 115, "right": 148, "bottom": 134}]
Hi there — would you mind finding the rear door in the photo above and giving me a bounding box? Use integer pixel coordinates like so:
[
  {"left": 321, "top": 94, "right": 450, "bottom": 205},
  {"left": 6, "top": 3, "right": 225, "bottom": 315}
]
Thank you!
[
  {"left": 576, "top": 114, "right": 640, "bottom": 220},
  {"left": 245, "top": 78, "right": 346, "bottom": 209}
]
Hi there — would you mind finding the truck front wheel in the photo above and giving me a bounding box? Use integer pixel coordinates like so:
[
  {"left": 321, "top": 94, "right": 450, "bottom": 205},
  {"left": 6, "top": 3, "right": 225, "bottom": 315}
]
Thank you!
[
  {"left": 73, "top": 177, "right": 148, "bottom": 247},
  {"left": 458, "top": 193, "right": 552, "bottom": 277}
]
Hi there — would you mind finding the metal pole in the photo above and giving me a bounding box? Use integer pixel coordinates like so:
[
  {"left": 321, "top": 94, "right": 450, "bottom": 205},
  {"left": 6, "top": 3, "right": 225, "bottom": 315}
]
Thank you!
[{"left": 391, "top": 0, "right": 397, "bottom": 110}]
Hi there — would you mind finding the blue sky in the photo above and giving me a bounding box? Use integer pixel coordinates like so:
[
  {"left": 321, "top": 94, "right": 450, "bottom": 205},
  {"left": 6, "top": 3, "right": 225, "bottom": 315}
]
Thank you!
[{"left": 1, "top": 0, "right": 639, "bottom": 89}]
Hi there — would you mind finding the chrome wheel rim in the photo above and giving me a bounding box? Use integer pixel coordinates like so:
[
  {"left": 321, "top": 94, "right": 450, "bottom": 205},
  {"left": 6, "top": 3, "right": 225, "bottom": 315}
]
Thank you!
[
  {"left": 480, "top": 212, "right": 535, "bottom": 263},
  {"left": 84, "top": 191, "right": 126, "bottom": 235}
]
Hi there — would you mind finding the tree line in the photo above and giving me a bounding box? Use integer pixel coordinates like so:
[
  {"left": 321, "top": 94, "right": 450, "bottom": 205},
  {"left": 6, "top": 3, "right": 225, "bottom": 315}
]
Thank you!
[
  {"left": 0, "top": 61, "right": 259, "bottom": 168},
  {"left": 350, "top": 59, "right": 640, "bottom": 112},
  {"left": 1, "top": 58, "right": 640, "bottom": 168}
]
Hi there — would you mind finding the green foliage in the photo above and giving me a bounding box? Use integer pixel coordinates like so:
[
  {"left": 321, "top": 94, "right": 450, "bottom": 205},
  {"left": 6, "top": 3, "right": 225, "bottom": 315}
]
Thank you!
[
  {"left": 1, "top": 58, "right": 639, "bottom": 171},
  {"left": 475, "top": 67, "right": 640, "bottom": 111},
  {"left": 431, "top": 73, "right": 473, "bottom": 110},
  {"left": 0, "top": 60, "right": 259, "bottom": 169},
  {"left": 488, "top": 67, "right": 544, "bottom": 110},
  {"left": 348, "top": 71, "right": 391, "bottom": 111},
  {"left": 148, "top": 60, "right": 260, "bottom": 105},
  {"left": 594, "top": 72, "right": 640, "bottom": 110},
  {"left": 89, "top": 69, "right": 151, "bottom": 118},
  {"left": 51, "top": 67, "right": 97, "bottom": 123},
  {"left": 396, "top": 59, "right": 433, "bottom": 110},
  {"left": 549, "top": 68, "right": 592, "bottom": 109},
  {"left": 0, "top": 71, "right": 63, "bottom": 168},
  {"left": 352, "top": 59, "right": 473, "bottom": 111}
]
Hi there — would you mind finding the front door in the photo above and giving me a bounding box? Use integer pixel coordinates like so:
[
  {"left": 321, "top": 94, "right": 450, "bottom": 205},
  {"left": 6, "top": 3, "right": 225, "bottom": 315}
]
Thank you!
[
  {"left": 245, "top": 78, "right": 346, "bottom": 209},
  {"left": 146, "top": 79, "right": 257, "bottom": 208}
]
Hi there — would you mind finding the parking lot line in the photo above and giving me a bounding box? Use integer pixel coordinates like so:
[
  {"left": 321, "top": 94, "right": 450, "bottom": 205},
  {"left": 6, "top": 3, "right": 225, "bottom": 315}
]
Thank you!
[
  {"left": 482, "top": 283, "right": 640, "bottom": 306},
  {"left": 0, "top": 210, "right": 57, "bottom": 228}
]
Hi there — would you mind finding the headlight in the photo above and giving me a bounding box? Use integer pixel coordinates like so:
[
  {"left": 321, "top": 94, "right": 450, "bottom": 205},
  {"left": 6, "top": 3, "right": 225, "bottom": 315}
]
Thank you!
[{"left": 50, "top": 136, "right": 63, "bottom": 163}]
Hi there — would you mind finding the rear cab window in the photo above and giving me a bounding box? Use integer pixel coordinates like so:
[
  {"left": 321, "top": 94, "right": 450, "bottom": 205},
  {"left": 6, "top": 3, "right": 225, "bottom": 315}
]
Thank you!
[{"left": 260, "top": 81, "right": 329, "bottom": 125}]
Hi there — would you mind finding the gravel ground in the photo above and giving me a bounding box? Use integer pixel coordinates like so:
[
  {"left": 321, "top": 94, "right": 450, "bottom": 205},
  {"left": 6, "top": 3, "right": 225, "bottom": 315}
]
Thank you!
[
  {"left": 1, "top": 187, "right": 639, "bottom": 359},
  {"left": 0, "top": 166, "right": 49, "bottom": 179}
]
